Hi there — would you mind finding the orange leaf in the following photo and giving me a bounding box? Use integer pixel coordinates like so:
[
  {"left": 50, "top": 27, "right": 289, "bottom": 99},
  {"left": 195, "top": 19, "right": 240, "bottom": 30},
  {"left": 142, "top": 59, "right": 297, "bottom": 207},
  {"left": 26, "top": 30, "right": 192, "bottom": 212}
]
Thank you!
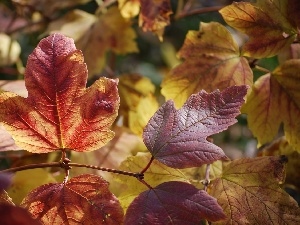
[
  {"left": 21, "top": 174, "right": 123, "bottom": 224},
  {"left": 161, "top": 22, "right": 252, "bottom": 107},
  {"left": 209, "top": 156, "right": 300, "bottom": 224},
  {"left": 220, "top": 1, "right": 298, "bottom": 58},
  {"left": 0, "top": 33, "right": 120, "bottom": 153}
]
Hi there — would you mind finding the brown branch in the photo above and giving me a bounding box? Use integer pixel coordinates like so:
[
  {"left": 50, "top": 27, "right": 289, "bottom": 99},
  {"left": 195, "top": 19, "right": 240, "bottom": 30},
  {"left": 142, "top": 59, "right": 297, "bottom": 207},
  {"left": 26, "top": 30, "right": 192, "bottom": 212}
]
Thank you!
[{"left": 176, "top": 5, "right": 224, "bottom": 19}]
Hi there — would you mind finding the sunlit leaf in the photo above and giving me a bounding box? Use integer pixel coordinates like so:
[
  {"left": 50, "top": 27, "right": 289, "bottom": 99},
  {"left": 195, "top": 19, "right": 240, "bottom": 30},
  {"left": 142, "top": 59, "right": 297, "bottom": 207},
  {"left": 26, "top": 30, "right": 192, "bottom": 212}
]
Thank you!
[
  {"left": 125, "top": 181, "right": 226, "bottom": 224},
  {"left": 76, "top": 6, "right": 138, "bottom": 76},
  {"left": 0, "top": 33, "right": 120, "bottom": 153},
  {"left": 0, "top": 33, "right": 21, "bottom": 66},
  {"left": 161, "top": 22, "right": 252, "bottom": 107},
  {"left": 242, "top": 59, "right": 300, "bottom": 151},
  {"left": 220, "top": 0, "right": 298, "bottom": 58},
  {"left": 21, "top": 174, "right": 123, "bottom": 224},
  {"left": 118, "top": 0, "right": 140, "bottom": 18},
  {"left": 119, "top": 74, "right": 158, "bottom": 135},
  {"left": 209, "top": 156, "right": 300, "bottom": 224},
  {"left": 117, "top": 152, "right": 189, "bottom": 212},
  {"left": 0, "top": 204, "right": 42, "bottom": 225},
  {"left": 7, "top": 168, "right": 56, "bottom": 205},
  {"left": 144, "top": 85, "right": 248, "bottom": 168},
  {"left": 0, "top": 191, "right": 14, "bottom": 205}
]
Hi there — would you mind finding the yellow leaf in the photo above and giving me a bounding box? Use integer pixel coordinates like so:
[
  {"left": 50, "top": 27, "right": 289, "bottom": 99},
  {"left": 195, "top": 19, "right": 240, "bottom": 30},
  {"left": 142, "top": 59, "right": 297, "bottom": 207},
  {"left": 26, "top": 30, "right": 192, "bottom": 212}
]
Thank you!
[
  {"left": 118, "top": 0, "right": 140, "bottom": 18},
  {"left": 209, "top": 156, "right": 300, "bottom": 224},
  {"left": 243, "top": 59, "right": 300, "bottom": 151},
  {"left": 117, "top": 152, "right": 189, "bottom": 212},
  {"left": 119, "top": 74, "right": 158, "bottom": 135},
  {"left": 161, "top": 22, "right": 252, "bottom": 108},
  {"left": 0, "top": 33, "right": 21, "bottom": 66},
  {"left": 7, "top": 168, "right": 56, "bottom": 205},
  {"left": 76, "top": 6, "right": 138, "bottom": 76}
]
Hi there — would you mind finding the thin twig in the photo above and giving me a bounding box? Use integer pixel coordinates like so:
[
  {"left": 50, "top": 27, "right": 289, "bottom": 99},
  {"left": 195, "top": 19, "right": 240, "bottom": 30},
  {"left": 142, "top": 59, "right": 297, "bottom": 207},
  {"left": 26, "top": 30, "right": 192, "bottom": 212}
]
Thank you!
[
  {"left": 0, "top": 162, "right": 144, "bottom": 179},
  {"left": 140, "top": 156, "right": 154, "bottom": 174},
  {"left": 202, "top": 164, "right": 211, "bottom": 192},
  {"left": 176, "top": 5, "right": 224, "bottom": 19}
]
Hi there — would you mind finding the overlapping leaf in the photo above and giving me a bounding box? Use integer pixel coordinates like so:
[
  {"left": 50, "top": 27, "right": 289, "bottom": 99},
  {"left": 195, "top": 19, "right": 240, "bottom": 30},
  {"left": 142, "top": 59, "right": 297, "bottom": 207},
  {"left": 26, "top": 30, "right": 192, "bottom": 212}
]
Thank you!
[
  {"left": 242, "top": 59, "right": 300, "bottom": 151},
  {"left": 161, "top": 22, "right": 252, "bottom": 107},
  {"left": 220, "top": 0, "right": 299, "bottom": 58},
  {"left": 0, "top": 191, "right": 14, "bottom": 205},
  {"left": 124, "top": 181, "right": 226, "bottom": 224},
  {"left": 209, "top": 156, "right": 300, "bottom": 224},
  {"left": 117, "top": 152, "right": 189, "bottom": 212},
  {"left": 21, "top": 174, "right": 123, "bottom": 224},
  {"left": 144, "top": 85, "right": 248, "bottom": 169},
  {"left": 0, "top": 33, "right": 120, "bottom": 153}
]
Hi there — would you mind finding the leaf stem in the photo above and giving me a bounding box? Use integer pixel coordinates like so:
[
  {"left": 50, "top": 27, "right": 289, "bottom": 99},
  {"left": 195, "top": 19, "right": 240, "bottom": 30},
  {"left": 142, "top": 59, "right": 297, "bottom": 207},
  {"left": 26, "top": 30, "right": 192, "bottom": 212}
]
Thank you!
[
  {"left": 202, "top": 164, "right": 211, "bottom": 192},
  {"left": 140, "top": 156, "right": 154, "bottom": 174}
]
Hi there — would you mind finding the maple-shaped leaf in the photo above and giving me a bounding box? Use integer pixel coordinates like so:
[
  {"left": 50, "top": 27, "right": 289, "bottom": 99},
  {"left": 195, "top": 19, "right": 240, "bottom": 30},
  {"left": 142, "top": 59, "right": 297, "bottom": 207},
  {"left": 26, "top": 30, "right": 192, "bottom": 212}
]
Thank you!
[
  {"left": 21, "top": 174, "right": 123, "bottom": 224},
  {"left": 124, "top": 181, "right": 226, "bottom": 224},
  {"left": 0, "top": 33, "right": 120, "bottom": 153},
  {"left": 219, "top": 0, "right": 299, "bottom": 58},
  {"left": 242, "top": 59, "right": 300, "bottom": 151},
  {"left": 209, "top": 156, "right": 300, "bottom": 224},
  {"left": 144, "top": 85, "right": 248, "bottom": 169},
  {"left": 161, "top": 22, "right": 252, "bottom": 107}
]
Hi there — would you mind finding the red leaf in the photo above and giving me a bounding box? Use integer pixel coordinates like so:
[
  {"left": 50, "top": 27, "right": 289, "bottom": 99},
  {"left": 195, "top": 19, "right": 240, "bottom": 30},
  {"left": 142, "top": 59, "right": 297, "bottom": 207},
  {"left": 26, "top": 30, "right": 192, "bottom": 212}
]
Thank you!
[
  {"left": 143, "top": 85, "right": 248, "bottom": 168},
  {"left": 0, "top": 33, "right": 120, "bottom": 153},
  {"left": 21, "top": 174, "right": 123, "bottom": 224},
  {"left": 0, "top": 204, "right": 42, "bottom": 225},
  {"left": 124, "top": 181, "right": 226, "bottom": 225}
]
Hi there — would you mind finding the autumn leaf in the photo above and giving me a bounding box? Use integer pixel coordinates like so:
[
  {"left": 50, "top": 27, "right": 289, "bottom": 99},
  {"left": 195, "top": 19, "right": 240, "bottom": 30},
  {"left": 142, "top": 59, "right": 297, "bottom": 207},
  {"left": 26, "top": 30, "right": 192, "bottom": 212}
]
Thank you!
[
  {"left": 0, "top": 191, "right": 14, "bottom": 205},
  {"left": 7, "top": 168, "right": 57, "bottom": 205},
  {"left": 0, "top": 204, "right": 42, "bottom": 225},
  {"left": 258, "top": 136, "right": 300, "bottom": 191},
  {"left": 76, "top": 6, "right": 138, "bottom": 76},
  {"left": 161, "top": 22, "right": 252, "bottom": 107},
  {"left": 0, "top": 33, "right": 120, "bottom": 153},
  {"left": 242, "top": 59, "right": 300, "bottom": 151},
  {"left": 124, "top": 181, "right": 226, "bottom": 224},
  {"left": 144, "top": 85, "right": 248, "bottom": 169},
  {"left": 116, "top": 152, "right": 189, "bottom": 212},
  {"left": 21, "top": 174, "right": 123, "bottom": 224},
  {"left": 209, "top": 156, "right": 300, "bottom": 224},
  {"left": 220, "top": 0, "right": 299, "bottom": 58},
  {"left": 118, "top": 74, "right": 158, "bottom": 135},
  {"left": 139, "top": 0, "right": 173, "bottom": 41}
]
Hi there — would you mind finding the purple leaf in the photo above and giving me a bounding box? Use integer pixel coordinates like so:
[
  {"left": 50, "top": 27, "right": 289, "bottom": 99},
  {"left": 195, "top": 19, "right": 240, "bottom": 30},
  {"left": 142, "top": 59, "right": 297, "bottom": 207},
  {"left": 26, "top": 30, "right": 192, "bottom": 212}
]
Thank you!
[
  {"left": 124, "top": 181, "right": 226, "bottom": 225},
  {"left": 143, "top": 85, "right": 248, "bottom": 168}
]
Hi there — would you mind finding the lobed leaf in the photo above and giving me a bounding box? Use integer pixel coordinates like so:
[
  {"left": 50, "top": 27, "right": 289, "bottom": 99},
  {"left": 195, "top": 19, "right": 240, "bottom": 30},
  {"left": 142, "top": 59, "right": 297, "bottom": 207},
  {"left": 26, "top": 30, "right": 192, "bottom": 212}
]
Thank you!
[
  {"left": 144, "top": 85, "right": 248, "bottom": 168},
  {"left": 124, "top": 181, "right": 226, "bottom": 225},
  {"left": 242, "top": 59, "right": 300, "bottom": 151},
  {"left": 0, "top": 33, "right": 120, "bottom": 153},
  {"left": 220, "top": 0, "right": 298, "bottom": 58},
  {"left": 161, "top": 22, "right": 252, "bottom": 107},
  {"left": 21, "top": 174, "right": 123, "bottom": 224},
  {"left": 209, "top": 156, "right": 300, "bottom": 224}
]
